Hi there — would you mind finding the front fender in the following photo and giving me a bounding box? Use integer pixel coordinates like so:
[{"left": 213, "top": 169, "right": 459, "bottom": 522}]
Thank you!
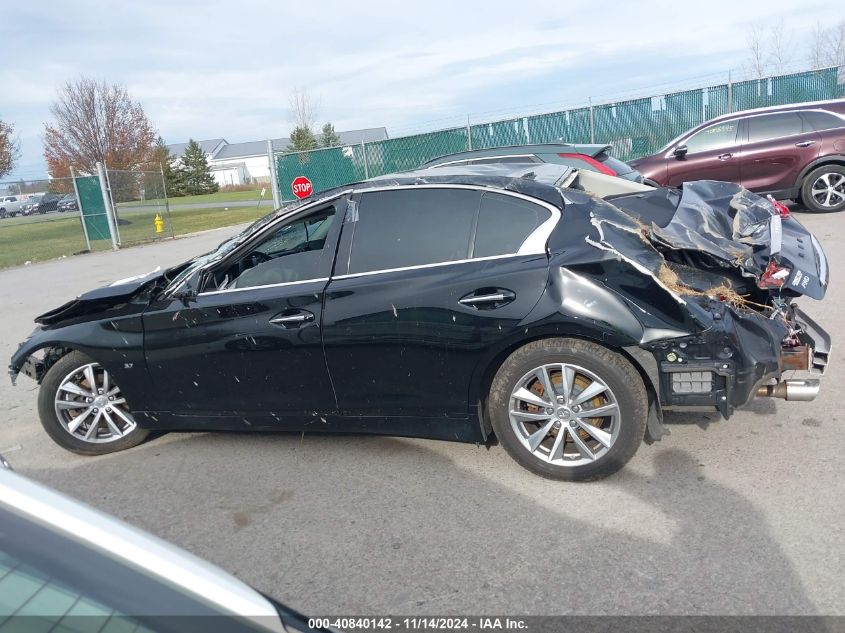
[{"left": 8, "top": 316, "right": 151, "bottom": 414}]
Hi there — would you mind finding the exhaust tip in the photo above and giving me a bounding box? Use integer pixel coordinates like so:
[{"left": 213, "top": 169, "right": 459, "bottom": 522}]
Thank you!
[{"left": 756, "top": 379, "right": 821, "bottom": 402}]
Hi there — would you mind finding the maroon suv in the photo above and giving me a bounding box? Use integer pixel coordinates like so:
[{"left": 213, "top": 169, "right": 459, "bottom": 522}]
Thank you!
[{"left": 629, "top": 99, "right": 845, "bottom": 213}]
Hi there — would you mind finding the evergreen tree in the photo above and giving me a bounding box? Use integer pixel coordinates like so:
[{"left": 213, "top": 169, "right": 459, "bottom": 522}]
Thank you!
[
  {"left": 319, "top": 123, "right": 341, "bottom": 148},
  {"left": 149, "top": 136, "right": 180, "bottom": 196},
  {"left": 287, "top": 126, "right": 318, "bottom": 152},
  {"left": 173, "top": 139, "right": 218, "bottom": 195}
]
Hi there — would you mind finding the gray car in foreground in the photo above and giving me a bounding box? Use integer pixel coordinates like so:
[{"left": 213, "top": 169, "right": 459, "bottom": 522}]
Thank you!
[{"left": 0, "top": 458, "right": 332, "bottom": 632}]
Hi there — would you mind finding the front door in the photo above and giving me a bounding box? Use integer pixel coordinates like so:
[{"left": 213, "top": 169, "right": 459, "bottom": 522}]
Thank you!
[
  {"left": 142, "top": 202, "right": 344, "bottom": 425},
  {"left": 666, "top": 118, "right": 742, "bottom": 186},
  {"left": 322, "top": 187, "right": 554, "bottom": 421}
]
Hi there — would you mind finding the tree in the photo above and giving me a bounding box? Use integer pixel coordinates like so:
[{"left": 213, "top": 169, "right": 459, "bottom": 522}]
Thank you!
[
  {"left": 148, "top": 136, "right": 179, "bottom": 194},
  {"left": 768, "top": 21, "right": 792, "bottom": 74},
  {"left": 745, "top": 25, "right": 769, "bottom": 79},
  {"left": 43, "top": 77, "right": 156, "bottom": 178},
  {"left": 320, "top": 123, "right": 341, "bottom": 148},
  {"left": 809, "top": 19, "right": 845, "bottom": 68},
  {"left": 0, "top": 119, "right": 20, "bottom": 179},
  {"left": 287, "top": 126, "right": 318, "bottom": 152},
  {"left": 172, "top": 139, "right": 218, "bottom": 196}
]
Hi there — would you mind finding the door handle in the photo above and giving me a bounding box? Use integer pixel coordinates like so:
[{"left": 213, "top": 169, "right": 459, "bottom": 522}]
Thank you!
[
  {"left": 270, "top": 310, "right": 314, "bottom": 326},
  {"left": 795, "top": 140, "right": 816, "bottom": 148},
  {"left": 717, "top": 153, "right": 733, "bottom": 161},
  {"left": 459, "top": 289, "right": 516, "bottom": 309}
]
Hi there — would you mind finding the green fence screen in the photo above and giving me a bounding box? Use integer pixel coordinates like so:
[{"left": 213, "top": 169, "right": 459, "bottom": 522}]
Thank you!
[
  {"left": 277, "top": 65, "right": 845, "bottom": 200},
  {"left": 74, "top": 175, "right": 111, "bottom": 241}
]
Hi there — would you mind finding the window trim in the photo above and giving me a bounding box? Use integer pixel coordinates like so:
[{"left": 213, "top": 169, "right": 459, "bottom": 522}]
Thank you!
[{"left": 336, "top": 184, "right": 560, "bottom": 279}]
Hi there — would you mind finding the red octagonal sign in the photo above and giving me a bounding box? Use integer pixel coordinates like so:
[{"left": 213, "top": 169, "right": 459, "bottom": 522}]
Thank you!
[{"left": 291, "top": 176, "right": 313, "bottom": 199}]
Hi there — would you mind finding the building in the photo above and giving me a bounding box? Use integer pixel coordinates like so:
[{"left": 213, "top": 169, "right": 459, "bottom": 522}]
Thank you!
[{"left": 167, "top": 128, "right": 388, "bottom": 187}]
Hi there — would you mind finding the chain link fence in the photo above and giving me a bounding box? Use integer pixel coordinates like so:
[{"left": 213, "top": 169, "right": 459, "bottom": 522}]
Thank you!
[
  {"left": 0, "top": 167, "right": 173, "bottom": 269},
  {"left": 275, "top": 65, "right": 845, "bottom": 200}
]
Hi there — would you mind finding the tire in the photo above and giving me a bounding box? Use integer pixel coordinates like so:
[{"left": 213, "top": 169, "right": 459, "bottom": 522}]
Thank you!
[
  {"left": 488, "top": 338, "right": 647, "bottom": 481},
  {"left": 37, "top": 351, "right": 149, "bottom": 456},
  {"left": 800, "top": 165, "right": 845, "bottom": 213}
]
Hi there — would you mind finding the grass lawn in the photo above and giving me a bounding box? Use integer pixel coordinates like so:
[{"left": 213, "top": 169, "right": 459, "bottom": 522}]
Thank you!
[
  {"left": 0, "top": 205, "right": 271, "bottom": 270},
  {"left": 115, "top": 188, "right": 272, "bottom": 207}
]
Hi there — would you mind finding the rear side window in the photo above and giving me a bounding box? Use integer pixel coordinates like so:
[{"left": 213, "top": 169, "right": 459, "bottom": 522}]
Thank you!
[
  {"left": 747, "top": 113, "right": 804, "bottom": 142},
  {"left": 802, "top": 110, "right": 845, "bottom": 131},
  {"left": 348, "top": 189, "right": 480, "bottom": 274},
  {"left": 473, "top": 192, "right": 551, "bottom": 258},
  {"left": 684, "top": 121, "right": 739, "bottom": 153}
]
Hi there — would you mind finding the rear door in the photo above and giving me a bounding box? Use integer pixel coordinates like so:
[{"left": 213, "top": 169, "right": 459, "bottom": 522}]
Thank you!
[
  {"left": 739, "top": 112, "right": 821, "bottom": 193},
  {"left": 322, "top": 186, "right": 556, "bottom": 420},
  {"left": 666, "top": 119, "right": 742, "bottom": 186}
]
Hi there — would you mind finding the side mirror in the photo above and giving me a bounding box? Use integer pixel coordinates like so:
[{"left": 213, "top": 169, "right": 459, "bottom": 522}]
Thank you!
[
  {"left": 173, "top": 288, "right": 197, "bottom": 307},
  {"left": 673, "top": 145, "right": 688, "bottom": 159}
]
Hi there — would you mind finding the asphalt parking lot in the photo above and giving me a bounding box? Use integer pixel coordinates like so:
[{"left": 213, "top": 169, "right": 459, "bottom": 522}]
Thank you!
[{"left": 0, "top": 212, "right": 843, "bottom": 616}]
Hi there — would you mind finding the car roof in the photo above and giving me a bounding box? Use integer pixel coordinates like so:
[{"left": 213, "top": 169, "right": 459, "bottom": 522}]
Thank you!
[{"left": 423, "top": 143, "right": 612, "bottom": 166}]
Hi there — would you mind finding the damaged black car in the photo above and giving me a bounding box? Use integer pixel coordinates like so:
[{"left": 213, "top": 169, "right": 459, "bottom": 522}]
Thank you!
[{"left": 8, "top": 164, "right": 831, "bottom": 480}]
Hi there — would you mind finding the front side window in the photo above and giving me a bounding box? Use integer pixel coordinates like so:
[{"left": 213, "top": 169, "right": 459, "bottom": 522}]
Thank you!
[
  {"left": 684, "top": 121, "right": 739, "bottom": 154},
  {"left": 746, "top": 113, "right": 804, "bottom": 143},
  {"left": 210, "top": 208, "right": 337, "bottom": 290},
  {"left": 348, "top": 189, "right": 479, "bottom": 274},
  {"left": 473, "top": 192, "right": 551, "bottom": 258}
]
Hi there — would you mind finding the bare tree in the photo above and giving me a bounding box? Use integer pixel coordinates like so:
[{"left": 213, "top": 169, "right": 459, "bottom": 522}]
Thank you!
[
  {"left": 0, "top": 118, "right": 20, "bottom": 178},
  {"left": 43, "top": 77, "right": 157, "bottom": 178},
  {"left": 745, "top": 25, "right": 769, "bottom": 79},
  {"left": 289, "top": 87, "right": 320, "bottom": 131},
  {"left": 769, "top": 20, "right": 793, "bottom": 74},
  {"left": 808, "top": 19, "right": 845, "bottom": 68}
]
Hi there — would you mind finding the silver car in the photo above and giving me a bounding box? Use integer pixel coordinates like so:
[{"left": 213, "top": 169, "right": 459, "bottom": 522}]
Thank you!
[{"left": 0, "top": 458, "right": 332, "bottom": 632}]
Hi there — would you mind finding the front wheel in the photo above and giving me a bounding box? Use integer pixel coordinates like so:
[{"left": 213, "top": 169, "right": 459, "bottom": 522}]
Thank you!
[
  {"left": 801, "top": 165, "right": 845, "bottom": 213},
  {"left": 37, "top": 351, "right": 149, "bottom": 455},
  {"left": 488, "top": 338, "right": 647, "bottom": 481}
]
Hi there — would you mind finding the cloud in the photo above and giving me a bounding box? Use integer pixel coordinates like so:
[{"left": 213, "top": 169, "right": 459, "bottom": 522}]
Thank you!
[{"left": 2, "top": 0, "right": 841, "bottom": 180}]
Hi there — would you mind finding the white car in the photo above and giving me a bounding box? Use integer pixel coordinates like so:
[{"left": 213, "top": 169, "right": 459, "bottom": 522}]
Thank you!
[{"left": 0, "top": 195, "right": 25, "bottom": 218}]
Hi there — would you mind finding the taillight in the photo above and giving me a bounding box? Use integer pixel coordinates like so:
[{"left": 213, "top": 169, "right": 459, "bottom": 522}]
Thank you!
[
  {"left": 767, "top": 195, "right": 790, "bottom": 219},
  {"left": 758, "top": 259, "right": 791, "bottom": 289},
  {"left": 558, "top": 153, "right": 617, "bottom": 176}
]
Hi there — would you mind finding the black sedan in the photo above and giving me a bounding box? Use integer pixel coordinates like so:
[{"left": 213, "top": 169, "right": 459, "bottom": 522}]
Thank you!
[{"left": 9, "top": 164, "right": 831, "bottom": 480}]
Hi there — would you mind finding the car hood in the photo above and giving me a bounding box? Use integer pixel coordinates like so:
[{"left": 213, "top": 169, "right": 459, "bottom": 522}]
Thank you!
[{"left": 35, "top": 268, "right": 168, "bottom": 327}]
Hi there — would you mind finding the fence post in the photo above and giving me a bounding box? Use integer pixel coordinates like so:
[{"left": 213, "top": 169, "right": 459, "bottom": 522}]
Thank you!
[
  {"left": 727, "top": 70, "right": 733, "bottom": 114},
  {"left": 159, "top": 163, "right": 175, "bottom": 238},
  {"left": 267, "top": 139, "right": 281, "bottom": 208},
  {"left": 96, "top": 162, "right": 119, "bottom": 251},
  {"left": 361, "top": 140, "right": 369, "bottom": 179},
  {"left": 70, "top": 166, "right": 91, "bottom": 252},
  {"left": 466, "top": 114, "right": 473, "bottom": 151},
  {"left": 588, "top": 97, "right": 595, "bottom": 143}
]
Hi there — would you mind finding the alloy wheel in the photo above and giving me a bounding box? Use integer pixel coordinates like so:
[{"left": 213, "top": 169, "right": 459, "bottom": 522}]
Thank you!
[
  {"left": 810, "top": 172, "right": 845, "bottom": 209},
  {"left": 54, "top": 363, "right": 136, "bottom": 443},
  {"left": 509, "top": 363, "right": 620, "bottom": 466}
]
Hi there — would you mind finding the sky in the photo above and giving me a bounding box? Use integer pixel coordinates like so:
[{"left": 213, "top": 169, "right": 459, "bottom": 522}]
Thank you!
[{"left": 2, "top": 0, "right": 841, "bottom": 181}]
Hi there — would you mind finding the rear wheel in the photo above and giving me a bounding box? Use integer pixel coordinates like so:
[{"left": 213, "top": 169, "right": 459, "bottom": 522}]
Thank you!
[
  {"left": 801, "top": 165, "right": 845, "bottom": 213},
  {"left": 488, "top": 338, "right": 647, "bottom": 481},
  {"left": 37, "top": 351, "right": 149, "bottom": 455}
]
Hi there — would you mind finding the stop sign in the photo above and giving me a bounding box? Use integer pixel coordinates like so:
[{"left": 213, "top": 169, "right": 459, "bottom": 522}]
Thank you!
[{"left": 291, "top": 176, "right": 313, "bottom": 199}]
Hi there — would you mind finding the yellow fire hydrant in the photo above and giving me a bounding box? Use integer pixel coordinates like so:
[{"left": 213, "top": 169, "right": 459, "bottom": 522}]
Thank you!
[{"left": 154, "top": 213, "right": 165, "bottom": 234}]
